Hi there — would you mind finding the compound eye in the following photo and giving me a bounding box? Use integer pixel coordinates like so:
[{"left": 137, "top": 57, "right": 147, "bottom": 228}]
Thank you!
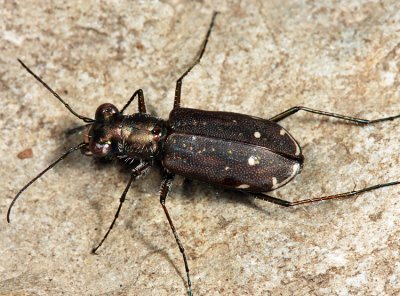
[
  {"left": 89, "top": 140, "right": 112, "bottom": 157},
  {"left": 152, "top": 125, "right": 162, "bottom": 141},
  {"left": 152, "top": 125, "right": 162, "bottom": 135},
  {"left": 95, "top": 103, "right": 119, "bottom": 121}
]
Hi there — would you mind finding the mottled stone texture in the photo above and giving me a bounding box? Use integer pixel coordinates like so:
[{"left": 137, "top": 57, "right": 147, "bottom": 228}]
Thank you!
[{"left": 1, "top": 1, "right": 400, "bottom": 295}]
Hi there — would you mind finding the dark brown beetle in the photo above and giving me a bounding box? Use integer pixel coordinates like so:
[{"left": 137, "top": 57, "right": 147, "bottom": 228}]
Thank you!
[{"left": 7, "top": 12, "right": 400, "bottom": 296}]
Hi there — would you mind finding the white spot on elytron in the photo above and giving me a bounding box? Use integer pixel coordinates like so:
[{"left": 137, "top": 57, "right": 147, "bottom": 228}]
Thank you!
[
  {"left": 280, "top": 129, "right": 286, "bottom": 136},
  {"left": 248, "top": 155, "right": 260, "bottom": 166},
  {"left": 225, "top": 166, "right": 230, "bottom": 171},
  {"left": 271, "top": 163, "right": 301, "bottom": 190},
  {"left": 182, "top": 143, "right": 187, "bottom": 148},
  {"left": 236, "top": 184, "right": 250, "bottom": 189},
  {"left": 254, "top": 131, "right": 261, "bottom": 138},
  {"left": 232, "top": 120, "right": 237, "bottom": 123},
  {"left": 227, "top": 150, "right": 233, "bottom": 155}
]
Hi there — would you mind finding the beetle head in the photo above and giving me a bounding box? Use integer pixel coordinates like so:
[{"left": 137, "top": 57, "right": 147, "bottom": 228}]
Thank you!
[{"left": 81, "top": 103, "right": 120, "bottom": 157}]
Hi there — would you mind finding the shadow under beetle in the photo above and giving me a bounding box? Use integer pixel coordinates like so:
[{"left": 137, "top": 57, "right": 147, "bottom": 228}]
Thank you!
[{"left": 7, "top": 12, "right": 400, "bottom": 296}]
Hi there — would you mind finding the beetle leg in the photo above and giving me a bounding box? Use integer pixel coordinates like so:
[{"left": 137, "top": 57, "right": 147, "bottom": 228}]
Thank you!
[
  {"left": 270, "top": 106, "right": 400, "bottom": 124},
  {"left": 174, "top": 12, "right": 218, "bottom": 109},
  {"left": 159, "top": 172, "right": 193, "bottom": 296},
  {"left": 92, "top": 161, "right": 150, "bottom": 254},
  {"left": 120, "top": 88, "right": 146, "bottom": 114},
  {"left": 254, "top": 180, "right": 400, "bottom": 207}
]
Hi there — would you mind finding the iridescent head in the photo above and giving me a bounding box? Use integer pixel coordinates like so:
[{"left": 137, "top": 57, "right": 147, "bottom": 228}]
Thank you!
[{"left": 82, "top": 103, "right": 120, "bottom": 157}]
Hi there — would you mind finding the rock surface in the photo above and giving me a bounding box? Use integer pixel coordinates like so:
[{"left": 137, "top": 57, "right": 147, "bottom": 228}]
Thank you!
[{"left": 1, "top": 1, "right": 400, "bottom": 295}]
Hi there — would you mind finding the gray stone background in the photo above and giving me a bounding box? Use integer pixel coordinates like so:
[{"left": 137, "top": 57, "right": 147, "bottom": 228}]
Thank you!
[{"left": 1, "top": 0, "right": 400, "bottom": 295}]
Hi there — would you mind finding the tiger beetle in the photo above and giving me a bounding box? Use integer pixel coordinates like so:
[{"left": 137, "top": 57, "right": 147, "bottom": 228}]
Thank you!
[{"left": 7, "top": 12, "right": 400, "bottom": 296}]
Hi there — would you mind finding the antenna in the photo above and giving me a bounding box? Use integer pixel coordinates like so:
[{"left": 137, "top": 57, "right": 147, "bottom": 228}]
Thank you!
[
  {"left": 18, "top": 59, "right": 94, "bottom": 123},
  {"left": 7, "top": 142, "right": 87, "bottom": 223}
]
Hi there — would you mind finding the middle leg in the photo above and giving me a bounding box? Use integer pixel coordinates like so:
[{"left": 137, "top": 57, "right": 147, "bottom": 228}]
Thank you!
[
  {"left": 173, "top": 12, "right": 218, "bottom": 109},
  {"left": 92, "top": 161, "right": 150, "bottom": 253}
]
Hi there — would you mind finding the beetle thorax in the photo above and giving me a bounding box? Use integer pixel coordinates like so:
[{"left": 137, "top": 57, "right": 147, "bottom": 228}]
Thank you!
[{"left": 117, "top": 113, "right": 167, "bottom": 160}]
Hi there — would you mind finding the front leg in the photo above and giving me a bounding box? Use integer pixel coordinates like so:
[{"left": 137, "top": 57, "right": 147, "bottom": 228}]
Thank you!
[
  {"left": 159, "top": 172, "right": 193, "bottom": 296},
  {"left": 92, "top": 161, "right": 150, "bottom": 253},
  {"left": 121, "top": 89, "right": 146, "bottom": 114}
]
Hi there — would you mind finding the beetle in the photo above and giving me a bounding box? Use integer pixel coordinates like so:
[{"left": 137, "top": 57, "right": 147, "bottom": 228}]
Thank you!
[{"left": 7, "top": 12, "right": 400, "bottom": 296}]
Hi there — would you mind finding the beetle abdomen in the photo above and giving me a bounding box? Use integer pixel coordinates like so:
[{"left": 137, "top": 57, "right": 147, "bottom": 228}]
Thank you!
[
  {"left": 164, "top": 108, "right": 303, "bottom": 192},
  {"left": 168, "top": 108, "right": 303, "bottom": 160},
  {"left": 163, "top": 133, "right": 302, "bottom": 192}
]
